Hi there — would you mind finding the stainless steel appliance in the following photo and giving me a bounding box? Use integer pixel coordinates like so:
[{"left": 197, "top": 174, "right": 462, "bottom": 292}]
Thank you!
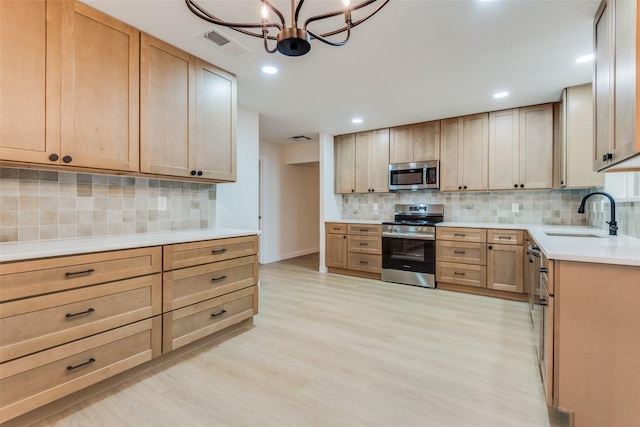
[
  {"left": 388, "top": 161, "right": 439, "bottom": 191},
  {"left": 381, "top": 204, "right": 444, "bottom": 288}
]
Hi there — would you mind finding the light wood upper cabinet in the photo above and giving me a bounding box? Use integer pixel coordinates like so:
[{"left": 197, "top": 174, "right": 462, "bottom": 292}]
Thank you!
[
  {"left": 440, "top": 114, "right": 488, "bottom": 191},
  {"left": 489, "top": 109, "right": 520, "bottom": 190},
  {"left": 334, "top": 134, "right": 356, "bottom": 193},
  {"left": 140, "top": 34, "right": 194, "bottom": 178},
  {"left": 594, "top": 0, "right": 640, "bottom": 171},
  {"left": 389, "top": 121, "right": 440, "bottom": 163},
  {"left": 354, "top": 129, "right": 389, "bottom": 193},
  {"left": 60, "top": 1, "right": 140, "bottom": 171},
  {"left": 489, "top": 104, "right": 553, "bottom": 190},
  {"left": 140, "top": 34, "right": 236, "bottom": 181},
  {"left": 557, "top": 85, "right": 604, "bottom": 188},
  {"left": 195, "top": 59, "right": 236, "bottom": 181},
  {"left": 335, "top": 130, "right": 389, "bottom": 194},
  {"left": 0, "top": 0, "right": 60, "bottom": 165},
  {"left": 1, "top": 0, "right": 139, "bottom": 172}
]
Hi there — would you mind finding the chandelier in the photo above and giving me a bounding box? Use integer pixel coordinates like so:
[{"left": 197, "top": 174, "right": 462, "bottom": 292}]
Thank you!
[{"left": 185, "top": 0, "right": 390, "bottom": 57}]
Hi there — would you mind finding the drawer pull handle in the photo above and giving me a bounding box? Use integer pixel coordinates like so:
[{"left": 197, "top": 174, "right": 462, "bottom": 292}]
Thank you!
[
  {"left": 359, "top": 243, "right": 368, "bottom": 246},
  {"left": 498, "top": 236, "right": 512, "bottom": 240},
  {"left": 67, "top": 357, "right": 96, "bottom": 371},
  {"left": 454, "top": 272, "right": 466, "bottom": 276},
  {"left": 66, "top": 308, "right": 95, "bottom": 318},
  {"left": 454, "top": 233, "right": 466, "bottom": 237},
  {"left": 211, "top": 309, "right": 227, "bottom": 317},
  {"left": 65, "top": 268, "right": 95, "bottom": 277},
  {"left": 332, "top": 227, "right": 341, "bottom": 231},
  {"left": 359, "top": 261, "right": 369, "bottom": 264},
  {"left": 454, "top": 251, "right": 466, "bottom": 254},
  {"left": 211, "top": 249, "right": 228, "bottom": 254},
  {"left": 211, "top": 275, "right": 228, "bottom": 282},
  {"left": 539, "top": 298, "right": 548, "bottom": 307}
]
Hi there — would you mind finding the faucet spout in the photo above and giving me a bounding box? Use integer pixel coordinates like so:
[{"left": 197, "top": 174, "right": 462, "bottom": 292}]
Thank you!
[{"left": 577, "top": 192, "right": 617, "bottom": 236}]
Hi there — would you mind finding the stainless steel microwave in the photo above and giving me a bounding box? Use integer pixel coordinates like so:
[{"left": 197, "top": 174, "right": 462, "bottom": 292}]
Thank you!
[{"left": 389, "top": 161, "right": 439, "bottom": 191}]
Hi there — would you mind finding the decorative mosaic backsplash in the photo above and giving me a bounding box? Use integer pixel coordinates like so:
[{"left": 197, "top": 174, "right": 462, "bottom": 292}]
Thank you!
[
  {"left": 341, "top": 190, "right": 640, "bottom": 239},
  {"left": 0, "top": 168, "right": 216, "bottom": 243}
]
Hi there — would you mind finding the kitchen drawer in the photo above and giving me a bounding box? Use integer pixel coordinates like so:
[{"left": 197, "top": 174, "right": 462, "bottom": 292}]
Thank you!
[
  {"left": 163, "top": 235, "right": 259, "bottom": 270},
  {"left": 163, "top": 255, "right": 258, "bottom": 312},
  {"left": 347, "top": 224, "right": 381, "bottom": 236},
  {"left": 436, "top": 261, "right": 487, "bottom": 288},
  {"left": 0, "top": 318, "right": 161, "bottom": 424},
  {"left": 0, "top": 247, "right": 162, "bottom": 302},
  {"left": 436, "top": 227, "right": 486, "bottom": 243},
  {"left": 162, "top": 286, "right": 258, "bottom": 352},
  {"left": 326, "top": 223, "right": 347, "bottom": 234},
  {"left": 487, "top": 229, "right": 524, "bottom": 245},
  {"left": 347, "top": 253, "right": 382, "bottom": 274},
  {"left": 436, "top": 241, "right": 486, "bottom": 265},
  {"left": 0, "top": 274, "right": 161, "bottom": 363},
  {"left": 347, "top": 235, "right": 381, "bottom": 255}
]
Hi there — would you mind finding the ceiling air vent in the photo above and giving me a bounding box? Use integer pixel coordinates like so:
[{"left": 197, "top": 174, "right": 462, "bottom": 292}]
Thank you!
[
  {"left": 289, "top": 135, "right": 312, "bottom": 142},
  {"left": 201, "top": 28, "right": 251, "bottom": 57}
]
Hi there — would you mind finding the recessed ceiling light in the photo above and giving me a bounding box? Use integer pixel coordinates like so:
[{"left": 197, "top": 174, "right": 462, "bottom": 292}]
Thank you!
[
  {"left": 352, "top": 118, "right": 363, "bottom": 124},
  {"left": 262, "top": 65, "right": 278, "bottom": 74},
  {"left": 493, "top": 91, "right": 509, "bottom": 99},
  {"left": 576, "top": 54, "right": 594, "bottom": 63}
]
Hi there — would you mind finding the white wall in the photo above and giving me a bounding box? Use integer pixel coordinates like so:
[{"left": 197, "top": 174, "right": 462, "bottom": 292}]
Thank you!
[
  {"left": 259, "top": 141, "right": 320, "bottom": 264},
  {"left": 216, "top": 106, "right": 260, "bottom": 230},
  {"left": 319, "top": 132, "right": 341, "bottom": 273}
]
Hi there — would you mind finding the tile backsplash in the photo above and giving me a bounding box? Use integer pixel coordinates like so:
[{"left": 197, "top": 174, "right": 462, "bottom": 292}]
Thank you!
[
  {"left": 342, "top": 189, "right": 640, "bottom": 239},
  {"left": 0, "top": 168, "right": 216, "bottom": 243}
]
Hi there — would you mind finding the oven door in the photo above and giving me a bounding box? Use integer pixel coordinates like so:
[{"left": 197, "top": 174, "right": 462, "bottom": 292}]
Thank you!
[{"left": 382, "top": 236, "right": 435, "bottom": 274}]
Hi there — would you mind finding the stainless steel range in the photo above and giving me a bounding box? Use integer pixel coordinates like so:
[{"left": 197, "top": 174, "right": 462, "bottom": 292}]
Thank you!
[{"left": 381, "top": 204, "right": 444, "bottom": 288}]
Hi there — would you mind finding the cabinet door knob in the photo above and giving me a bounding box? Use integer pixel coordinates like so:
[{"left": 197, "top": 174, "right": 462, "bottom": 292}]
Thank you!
[
  {"left": 488, "top": 245, "right": 493, "bottom": 250},
  {"left": 49, "top": 154, "right": 59, "bottom": 162},
  {"left": 520, "top": 184, "right": 524, "bottom": 188},
  {"left": 602, "top": 153, "right": 613, "bottom": 161},
  {"left": 197, "top": 170, "right": 203, "bottom": 176},
  {"left": 514, "top": 184, "right": 518, "bottom": 188},
  {"left": 62, "top": 155, "right": 72, "bottom": 163},
  {"left": 190, "top": 170, "right": 197, "bottom": 176},
  {"left": 351, "top": 189, "right": 354, "bottom": 192},
  {"left": 463, "top": 185, "right": 467, "bottom": 190},
  {"left": 458, "top": 186, "right": 462, "bottom": 190}
]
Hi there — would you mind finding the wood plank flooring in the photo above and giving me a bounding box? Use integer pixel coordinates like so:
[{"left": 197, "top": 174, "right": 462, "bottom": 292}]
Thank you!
[{"left": 25, "top": 253, "right": 566, "bottom": 426}]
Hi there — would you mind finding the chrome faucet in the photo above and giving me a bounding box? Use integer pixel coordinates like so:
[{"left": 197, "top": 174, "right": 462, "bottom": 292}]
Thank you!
[{"left": 577, "top": 192, "right": 618, "bottom": 236}]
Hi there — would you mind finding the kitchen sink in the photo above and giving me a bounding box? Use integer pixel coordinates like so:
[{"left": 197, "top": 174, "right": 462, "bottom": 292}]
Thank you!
[{"left": 544, "top": 232, "right": 603, "bottom": 238}]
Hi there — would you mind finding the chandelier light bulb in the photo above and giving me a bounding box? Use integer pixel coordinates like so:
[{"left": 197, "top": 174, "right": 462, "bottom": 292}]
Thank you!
[
  {"left": 261, "top": 4, "right": 268, "bottom": 20},
  {"left": 343, "top": 0, "right": 351, "bottom": 7}
]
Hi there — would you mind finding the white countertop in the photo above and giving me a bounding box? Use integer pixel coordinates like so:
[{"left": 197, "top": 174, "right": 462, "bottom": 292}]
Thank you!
[
  {"left": 325, "top": 219, "right": 385, "bottom": 225},
  {"left": 437, "top": 222, "right": 640, "bottom": 267},
  {"left": 0, "top": 229, "right": 260, "bottom": 263}
]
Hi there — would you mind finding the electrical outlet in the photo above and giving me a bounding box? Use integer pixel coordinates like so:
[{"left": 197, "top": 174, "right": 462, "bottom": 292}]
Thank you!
[
  {"left": 157, "top": 197, "right": 167, "bottom": 211},
  {"left": 512, "top": 203, "right": 519, "bottom": 213},
  {"left": 373, "top": 203, "right": 379, "bottom": 211}
]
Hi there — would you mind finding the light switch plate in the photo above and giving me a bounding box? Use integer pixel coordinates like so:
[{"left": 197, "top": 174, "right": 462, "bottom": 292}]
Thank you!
[{"left": 512, "top": 203, "right": 519, "bottom": 213}]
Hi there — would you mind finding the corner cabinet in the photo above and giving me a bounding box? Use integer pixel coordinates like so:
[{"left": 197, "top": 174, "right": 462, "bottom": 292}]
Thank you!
[
  {"left": 334, "top": 130, "right": 389, "bottom": 194},
  {"left": 140, "top": 34, "right": 236, "bottom": 182},
  {"left": 440, "top": 114, "right": 489, "bottom": 192},
  {"left": 594, "top": 0, "right": 640, "bottom": 171},
  {"left": 556, "top": 84, "right": 603, "bottom": 188},
  {"left": 0, "top": 0, "right": 140, "bottom": 172}
]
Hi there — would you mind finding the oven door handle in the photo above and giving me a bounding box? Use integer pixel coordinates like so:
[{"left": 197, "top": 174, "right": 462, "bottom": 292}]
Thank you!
[{"left": 382, "top": 232, "right": 435, "bottom": 240}]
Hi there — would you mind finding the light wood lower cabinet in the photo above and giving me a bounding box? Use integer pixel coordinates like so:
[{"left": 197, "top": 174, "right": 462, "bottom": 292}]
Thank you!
[
  {"left": 551, "top": 261, "right": 640, "bottom": 427},
  {"left": 161, "top": 235, "right": 259, "bottom": 353},
  {"left": 436, "top": 227, "right": 526, "bottom": 299},
  {"left": 0, "top": 234, "right": 259, "bottom": 423},
  {"left": 326, "top": 222, "right": 381, "bottom": 278}
]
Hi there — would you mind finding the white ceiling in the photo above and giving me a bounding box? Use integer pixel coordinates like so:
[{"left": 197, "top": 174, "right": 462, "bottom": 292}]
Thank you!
[{"left": 83, "top": 0, "right": 600, "bottom": 145}]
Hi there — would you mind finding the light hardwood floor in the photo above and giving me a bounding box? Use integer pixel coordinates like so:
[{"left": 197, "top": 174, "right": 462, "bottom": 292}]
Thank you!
[{"left": 24, "top": 253, "right": 566, "bottom": 426}]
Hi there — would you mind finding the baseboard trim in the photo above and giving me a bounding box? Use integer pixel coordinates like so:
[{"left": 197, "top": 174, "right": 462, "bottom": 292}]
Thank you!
[{"left": 261, "top": 248, "right": 319, "bottom": 264}]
